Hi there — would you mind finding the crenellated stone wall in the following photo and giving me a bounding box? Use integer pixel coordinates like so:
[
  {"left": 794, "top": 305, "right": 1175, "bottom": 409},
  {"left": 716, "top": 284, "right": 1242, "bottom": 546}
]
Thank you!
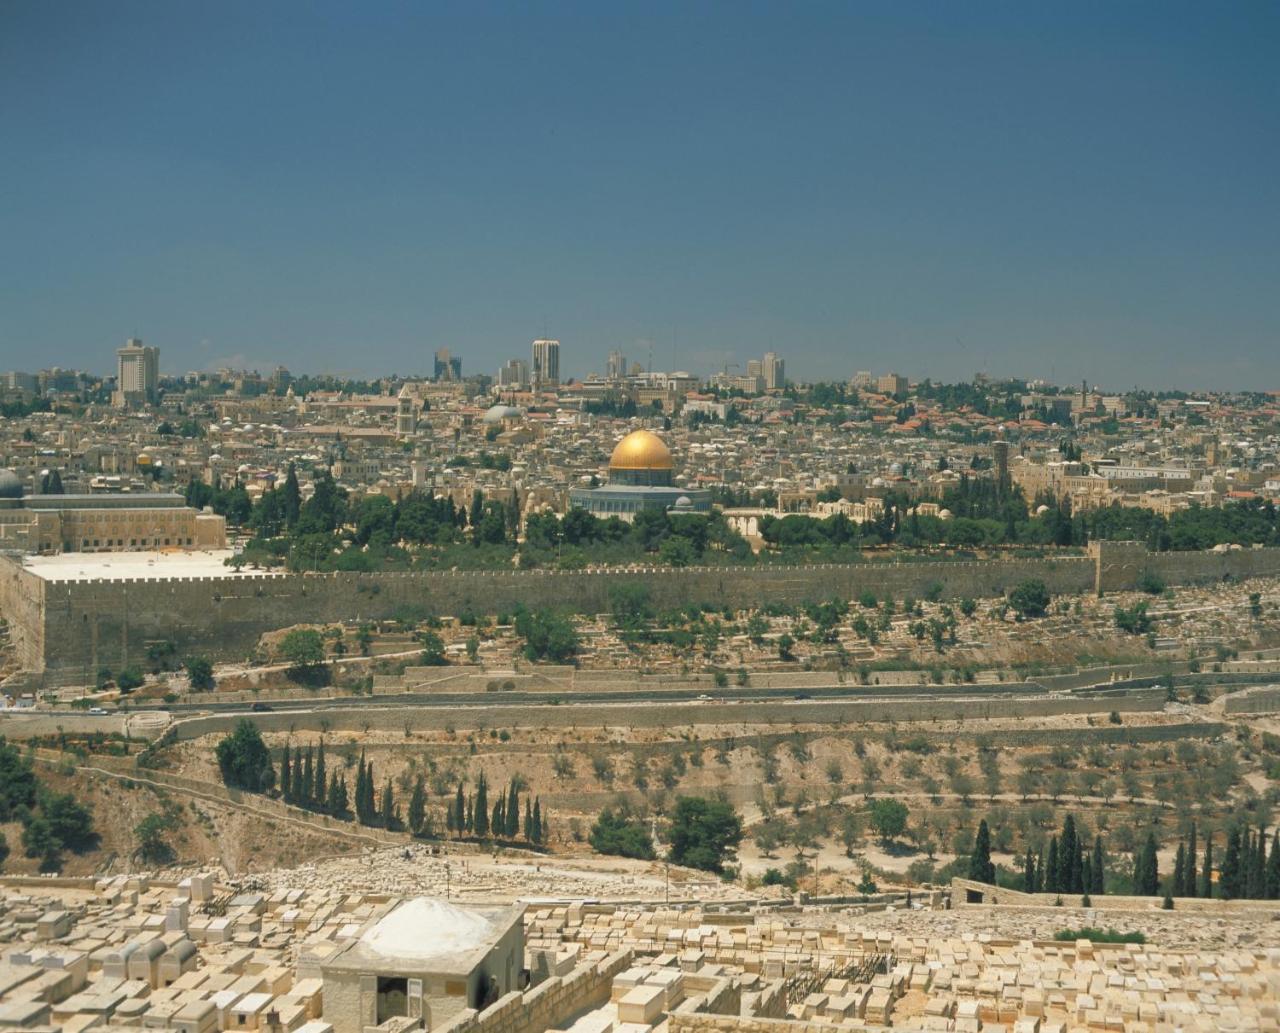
[{"left": 8, "top": 541, "right": 1280, "bottom": 684}]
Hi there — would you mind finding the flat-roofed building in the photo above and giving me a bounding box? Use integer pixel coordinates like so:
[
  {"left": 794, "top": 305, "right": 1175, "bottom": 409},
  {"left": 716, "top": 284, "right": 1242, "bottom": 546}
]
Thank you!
[{"left": 319, "top": 898, "right": 524, "bottom": 1033}]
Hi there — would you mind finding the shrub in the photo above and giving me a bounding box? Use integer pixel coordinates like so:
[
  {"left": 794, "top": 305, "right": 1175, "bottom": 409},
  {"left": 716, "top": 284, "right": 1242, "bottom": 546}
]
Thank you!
[
  {"left": 1053, "top": 927, "right": 1145, "bottom": 944},
  {"left": 588, "top": 806, "right": 655, "bottom": 860}
]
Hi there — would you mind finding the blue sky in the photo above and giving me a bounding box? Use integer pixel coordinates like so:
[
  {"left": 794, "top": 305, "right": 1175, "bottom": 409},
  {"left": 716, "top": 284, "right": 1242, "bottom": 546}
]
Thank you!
[{"left": 1, "top": 1, "right": 1277, "bottom": 389}]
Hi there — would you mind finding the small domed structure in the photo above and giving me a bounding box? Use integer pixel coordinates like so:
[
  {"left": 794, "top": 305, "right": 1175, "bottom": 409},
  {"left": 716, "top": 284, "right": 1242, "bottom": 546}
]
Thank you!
[
  {"left": 483, "top": 404, "right": 522, "bottom": 425},
  {"left": 0, "top": 469, "right": 23, "bottom": 499}
]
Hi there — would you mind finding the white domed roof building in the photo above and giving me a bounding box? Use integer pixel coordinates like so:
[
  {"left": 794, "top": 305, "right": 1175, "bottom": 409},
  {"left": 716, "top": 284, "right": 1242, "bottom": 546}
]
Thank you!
[{"left": 482, "top": 404, "right": 523, "bottom": 425}]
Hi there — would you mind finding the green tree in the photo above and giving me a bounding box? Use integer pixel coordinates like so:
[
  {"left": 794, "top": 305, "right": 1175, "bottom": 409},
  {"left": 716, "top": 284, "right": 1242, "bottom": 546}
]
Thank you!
[
  {"left": 419, "top": 630, "right": 448, "bottom": 666},
  {"left": 326, "top": 774, "right": 349, "bottom": 817},
  {"left": 185, "top": 655, "right": 215, "bottom": 691},
  {"left": 0, "top": 738, "right": 37, "bottom": 821},
  {"left": 117, "top": 666, "right": 145, "bottom": 692},
  {"left": 0, "top": 830, "right": 9, "bottom": 871},
  {"left": 134, "top": 812, "right": 176, "bottom": 865},
  {"left": 1008, "top": 580, "right": 1050, "bottom": 620},
  {"left": 667, "top": 796, "right": 742, "bottom": 874},
  {"left": 22, "top": 815, "right": 62, "bottom": 871},
  {"left": 589, "top": 806, "right": 656, "bottom": 860},
  {"left": 1135, "top": 832, "right": 1160, "bottom": 896},
  {"left": 968, "top": 819, "right": 996, "bottom": 884},
  {"left": 473, "top": 774, "right": 490, "bottom": 837},
  {"left": 379, "top": 780, "right": 398, "bottom": 829},
  {"left": 279, "top": 629, "right": 326, "bottom": 671},
  {"left": 215, "top": 719, "right": 276, "bottom": 793},
  {"left": 314, "top": 741, "right": 327, "bottom": 810},
  {"left": 868, "top": 798, "right": 909, "bottom": 845},
  {"left": 282, "top": 463, "right": 301, "bottom": 528},
  {"left": 408, "top": 776, "right": 426, "bottom": 835}
]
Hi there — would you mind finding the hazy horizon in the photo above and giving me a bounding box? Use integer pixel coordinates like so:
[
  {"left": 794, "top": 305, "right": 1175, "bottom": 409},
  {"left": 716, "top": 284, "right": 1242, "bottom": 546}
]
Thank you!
[{"left": 2, "top": 1, "right": 1277, "bottom": 392}]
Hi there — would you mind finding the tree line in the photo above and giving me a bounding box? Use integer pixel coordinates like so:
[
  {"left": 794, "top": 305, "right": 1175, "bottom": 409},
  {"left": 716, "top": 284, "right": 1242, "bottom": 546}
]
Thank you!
[{"left": 217, "top": 722, "right": 548, "bottom": 844}]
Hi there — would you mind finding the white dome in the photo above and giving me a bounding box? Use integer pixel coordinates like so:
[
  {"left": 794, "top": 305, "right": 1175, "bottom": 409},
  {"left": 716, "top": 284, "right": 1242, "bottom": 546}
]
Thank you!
[{"left": 483, "top": 404, "right": 522, "bottom": 424}]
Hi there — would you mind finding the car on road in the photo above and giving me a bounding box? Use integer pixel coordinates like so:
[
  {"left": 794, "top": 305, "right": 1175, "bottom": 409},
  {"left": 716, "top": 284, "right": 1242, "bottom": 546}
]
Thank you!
[
  {"left": 88, "top": 707, "right": 107, "bottom": 715},
  {"left": 696, "top": 693, "right": 712, "bottom": 701},
  {"left": 251, "top": 702, "right": 274, "bottom": 712}
]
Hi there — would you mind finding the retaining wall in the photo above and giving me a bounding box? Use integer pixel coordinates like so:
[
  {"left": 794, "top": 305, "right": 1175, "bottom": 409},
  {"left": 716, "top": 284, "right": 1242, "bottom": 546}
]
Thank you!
[{"left": 165, "top": 690, "right": 1170, "bottom": 742}]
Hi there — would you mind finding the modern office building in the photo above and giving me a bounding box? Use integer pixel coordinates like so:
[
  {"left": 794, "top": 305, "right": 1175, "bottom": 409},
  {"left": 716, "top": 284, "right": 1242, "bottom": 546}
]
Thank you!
[
  {"left": 496, "top": 359, "right": 529, "bottom": 389},
  {"left": 434, "top": 348, "right": 462, "bottom": 382},
  {"left": 531, "top": 339, "right": 560, "bottom": 388},
  {"left": 763, "top": 351, "right": 785, "bottom": 391},
  {"left": 606, "top": 350, "right": 627, "bottom": 381},
  {"left": 115, "top": 338, "right": 159, "bottom": 408}
]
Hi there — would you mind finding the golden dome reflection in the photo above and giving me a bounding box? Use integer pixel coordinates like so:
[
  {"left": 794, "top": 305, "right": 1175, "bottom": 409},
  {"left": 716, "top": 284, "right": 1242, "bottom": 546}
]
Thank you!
[{"left": 609, "top": 430, "right": 673, "bottom": 471}]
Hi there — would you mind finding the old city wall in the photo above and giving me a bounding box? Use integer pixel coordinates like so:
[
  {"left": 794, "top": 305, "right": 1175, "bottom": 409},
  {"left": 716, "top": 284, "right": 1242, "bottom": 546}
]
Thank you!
[
  {"left": 33, "top": 556, "right": 1096, "bottom": 681},
  {"left": 19, "top": 542, "right": 1280, "bottom": 683},
  {"left": 0, "top": 558, "right": 46, "bottom": 673}
]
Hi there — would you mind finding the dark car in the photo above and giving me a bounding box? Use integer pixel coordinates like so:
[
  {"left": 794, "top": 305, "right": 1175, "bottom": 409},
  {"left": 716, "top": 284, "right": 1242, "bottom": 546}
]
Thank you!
[{"left": 250, "top": 702, "right": 274, "bottom": 712}]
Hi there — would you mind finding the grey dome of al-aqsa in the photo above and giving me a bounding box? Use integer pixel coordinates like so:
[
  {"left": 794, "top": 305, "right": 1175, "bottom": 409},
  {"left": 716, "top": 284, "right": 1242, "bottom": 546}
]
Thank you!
[{"left": 0, "top": 469, "right": 23, "bottom": 499}]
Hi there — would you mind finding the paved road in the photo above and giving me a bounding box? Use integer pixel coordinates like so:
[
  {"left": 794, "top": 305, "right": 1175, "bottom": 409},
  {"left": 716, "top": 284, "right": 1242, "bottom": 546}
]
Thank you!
[{"left": 152, "top": 679, "right": 1059, "bottom": 716}]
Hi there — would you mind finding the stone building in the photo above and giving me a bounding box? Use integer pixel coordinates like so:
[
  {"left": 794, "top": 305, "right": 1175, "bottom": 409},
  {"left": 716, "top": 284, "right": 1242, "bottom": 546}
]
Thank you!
[
  {"left": 568, "top": 430, "right": 711, "bottom": 521},
  {"left": 0, "top": 472, "right": 225, "bottom": 554},
  {"left": 319, "top": 898, "right": 524, "bottom": 1033}
]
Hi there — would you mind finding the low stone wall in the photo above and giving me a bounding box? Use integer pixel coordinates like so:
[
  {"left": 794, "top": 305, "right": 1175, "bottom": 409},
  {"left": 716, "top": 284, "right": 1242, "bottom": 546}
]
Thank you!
[
  {"left": 671, "top": 1013, "right": 878, "bottom": 1033},
  {"left": 1223, "top": 686, "right": 1280, "bottom": 714},
  {"left": 950, "top": 877, "right": 1280, "bottom": 915},
  {"left": 434, "top": 950, "right": 632, "bottom": 1033}
]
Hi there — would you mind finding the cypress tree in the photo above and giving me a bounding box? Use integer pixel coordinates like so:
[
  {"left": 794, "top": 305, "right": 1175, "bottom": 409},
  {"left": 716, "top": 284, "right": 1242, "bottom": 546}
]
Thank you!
[
  {"left": 381, "top": 779, "right": 397, "bottom": 829},
  {"left": 283, "top": 463, "right": 301, "bottom": 528},
  {"left": 465, "top": 794, "right": 474, "bottom": 834},
  {"left": 507, "top": 783, "right": 520, "bottom": 838},
  {"left": 354, "top": 751, "right": 369, "bottom": 823},
  {"left": 532, "top": 798, "right": 543, "bottom": 845},
  {"left": 314, "top": 741, "right": 327, "bottom": 812},
  {"left": 281, "top": 745, "right": 293, "bottom": 803},
  {"left": 1266, "top": 830, "right": 1280, "bottom": 900},
  {"left": 301, "top": 747, "right": 314, "bottom": 807},
  {"left": 1185, "top": 823, "right": 1197, "bottom": 898},
  {"left": 453, "top": 783, "right": 465, "bottom": 836},
  {"left": 968, "top": 819, "right": 996, "bottom": 884},
  {"left": 1037, "top": 844, "right": 1046, "bottom": 894},
  {"left": 1046, "top": 837, "right": 1059, "bottom": 894},
  {"left": 408, "top": 776, "right": 426, "bottom": 836},
  {"left": 1091, "top": 835, "right": 1105, "bottom": 896},
  {"left": 1172, "top": 843, "right": 1185, "bottom": 899},
  {"left": 524, "top": 799, "right": 533, "bottom": 841},
  {"left": 1140, "top": 832, "right": 1159, "bottom": 896},
  {"left": 1222, "top": 826, "right": 1242, "bottom": 900},
  {"left": 1200, "top": 838, "right": 1214, "bottom": 899},
  {"left": 327, "top": 773, "right": 348, "bottom": 816},
  {"left": 1067, "top": 819, "right": 1084, "bottom": 894},
  {"left": 1023, "top": 849, "right": 1036, "bottom": 893},
  {"left": 1058, "top": 817, "right": 1076, "bottom": 892},
  {"left": 492, "top": 798, "right": 504, "bottom": 839},
  {"left": 1251, "top": 827, "right": 1267, "bottom": 900},
  {"left": 474, "top": 773, "right": 490, "bottom": 837}
]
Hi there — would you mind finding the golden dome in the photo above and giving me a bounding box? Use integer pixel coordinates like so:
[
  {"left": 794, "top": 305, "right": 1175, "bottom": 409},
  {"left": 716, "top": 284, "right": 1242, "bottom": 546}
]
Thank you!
[{"left": 609, "top": 429, "right": 673, "bottom": 471}]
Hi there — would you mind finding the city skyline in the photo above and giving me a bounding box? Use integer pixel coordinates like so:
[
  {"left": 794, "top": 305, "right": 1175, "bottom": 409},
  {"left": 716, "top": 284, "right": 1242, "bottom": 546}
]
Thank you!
[{"left": 1, "top": 1, "right": 1277, "bottom": 390}]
